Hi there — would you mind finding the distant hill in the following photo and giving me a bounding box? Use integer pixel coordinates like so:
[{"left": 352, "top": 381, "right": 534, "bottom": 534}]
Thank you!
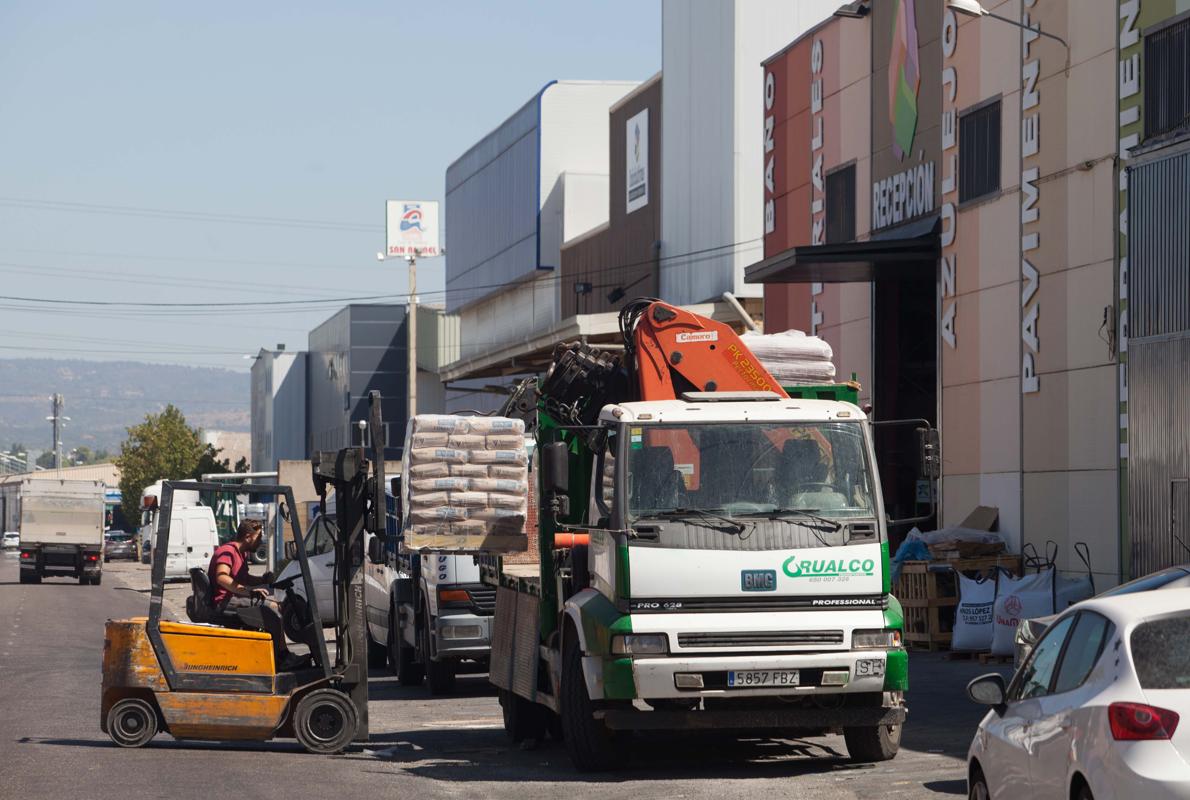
[{"left": 0, "top": 359, "right": 248, "bottom": 455}]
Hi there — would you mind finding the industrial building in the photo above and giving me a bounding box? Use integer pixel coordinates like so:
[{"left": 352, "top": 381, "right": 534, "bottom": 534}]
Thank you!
[
  {"left": 250, "top": 305, "right": 457, "bottom": 470},
  {"left": 743, "top": 0, "right": 1190, "bottom": 586}
]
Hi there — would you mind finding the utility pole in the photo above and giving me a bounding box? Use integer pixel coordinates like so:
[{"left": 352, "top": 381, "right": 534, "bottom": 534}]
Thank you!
[
  {"left": 406, "top": 251, "right": 418, "bottom": 420},
  {"left": 47, "top": 393, "right": 67, "bottom": 469}
]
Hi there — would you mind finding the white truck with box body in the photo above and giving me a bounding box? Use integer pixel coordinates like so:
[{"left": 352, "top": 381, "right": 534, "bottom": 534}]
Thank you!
[{"left": 18, "top": 478, "right": 106, "bottom": 585}]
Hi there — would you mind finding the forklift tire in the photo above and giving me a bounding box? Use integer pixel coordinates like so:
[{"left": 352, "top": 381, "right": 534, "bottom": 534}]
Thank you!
[
  {"left": 499, "top": 689, "right": 548, "bottom": 743},
  {"left": 560, "top": 634, "right": 627, "bottom": 772},
  {"left": 389, "top": 604, "right": 423, "bottom": 686},
  {"left": 107, "top": 697, "right": 158, "bottom": 747},
  {"left": 293, "top": 689, "right": 357, "bottom": 754},
  {"left": 421, "top": 615, "right": 456, "bottom": 695}
]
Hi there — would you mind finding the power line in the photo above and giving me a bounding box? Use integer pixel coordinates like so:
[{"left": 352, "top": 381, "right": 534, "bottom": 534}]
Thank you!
[
  {"left": 0, "top": 237, "right": 762, "bottom": 312},
  {"left": 0, "top": 197, "right": 382, "bottom": 233}
]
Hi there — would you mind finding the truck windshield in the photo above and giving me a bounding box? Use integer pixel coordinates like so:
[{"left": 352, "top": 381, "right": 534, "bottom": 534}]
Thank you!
[{"left": 626, "top": 422, "right": 874, "bottom": 522}]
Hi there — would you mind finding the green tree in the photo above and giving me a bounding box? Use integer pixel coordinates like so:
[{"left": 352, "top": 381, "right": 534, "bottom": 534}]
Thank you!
[{"left": 115, "top": 405, "right": 208, "bottom": 523}]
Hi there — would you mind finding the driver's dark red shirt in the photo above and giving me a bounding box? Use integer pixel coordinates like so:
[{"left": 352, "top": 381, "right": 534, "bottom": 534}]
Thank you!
[{"left": 208, "top": 543, "right": 247, "bottom": 606}]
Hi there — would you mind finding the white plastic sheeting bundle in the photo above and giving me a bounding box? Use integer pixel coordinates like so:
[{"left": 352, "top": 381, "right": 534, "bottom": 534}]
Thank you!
[
  {"left": 740, "top": 329, "right": 836, "bottom": 385},
  {"left": 402, "top": 415, "right": 529, "bottom": 553}
]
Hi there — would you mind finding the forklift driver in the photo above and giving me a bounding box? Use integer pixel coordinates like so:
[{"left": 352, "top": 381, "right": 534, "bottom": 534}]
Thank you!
[{"left": 208, "top": 519, "right": 306, "bottom": 671}]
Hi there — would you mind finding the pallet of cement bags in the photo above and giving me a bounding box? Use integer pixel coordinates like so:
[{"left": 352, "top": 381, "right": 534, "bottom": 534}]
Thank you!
[
  {"left": 401, "top": 414, "right": 529, "bottom": 554},
  {"left": 740, "top": 329, "right": 836, "bottom": 385}
]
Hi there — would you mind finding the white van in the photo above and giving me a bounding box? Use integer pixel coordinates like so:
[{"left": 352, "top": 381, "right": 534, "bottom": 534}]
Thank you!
[{"left": 163, "top": 505, "right": 220, "bottom": 582}]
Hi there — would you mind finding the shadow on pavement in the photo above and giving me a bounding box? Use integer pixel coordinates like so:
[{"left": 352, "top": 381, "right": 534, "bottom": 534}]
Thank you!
[
  {"left": 923, "top": 778, "right": 967, "bottom": 795},
  {"left": 361, "top": 726, "right": 864, "bottom": 783}
]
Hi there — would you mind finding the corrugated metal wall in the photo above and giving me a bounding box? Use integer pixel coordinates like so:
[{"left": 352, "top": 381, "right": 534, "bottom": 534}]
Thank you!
[
  {"left": 1128, "top": 339, "right": 1190, "bottom": 576},
  {"left": 1127, "top": 149, "right": 1190, "bottom": 577},
  {"left": 1129, "top": 151, "right": 1190, "bottom": 339}
]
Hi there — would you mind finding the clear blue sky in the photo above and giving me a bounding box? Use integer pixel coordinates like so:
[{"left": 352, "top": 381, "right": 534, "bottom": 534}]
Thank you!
[{"left": 0, "top": 1, "right": 660, "bottom": 369}]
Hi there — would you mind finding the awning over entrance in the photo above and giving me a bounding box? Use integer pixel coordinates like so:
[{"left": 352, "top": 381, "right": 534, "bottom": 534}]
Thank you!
[
  {"left": 744, "top": 216, "right": 939, "bottom": 285},
  {"left": 439, "top": 300, "right": 749, "bottom": 383}
]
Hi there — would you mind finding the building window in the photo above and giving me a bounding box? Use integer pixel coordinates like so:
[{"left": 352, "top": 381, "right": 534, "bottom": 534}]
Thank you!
[
  {"left": 959, "top": 100, "right": 1001, "bottom": 204},
  {"left": 825, "top": 164, "right": 856, "bottom": 244},
  {"left": 1145, "top": 17, "right": 1190, "bottom": 140}
]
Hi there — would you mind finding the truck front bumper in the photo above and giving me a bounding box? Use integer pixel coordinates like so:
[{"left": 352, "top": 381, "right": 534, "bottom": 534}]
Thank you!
[
  {"left": 629, "top": 650, "right": 905, "bottom": 700},
  {"left": 596, "top": 703, "right": 906, "bottom": 731},
  {"left": 433, "top": 613, "right": 492, "bottom": 659}
]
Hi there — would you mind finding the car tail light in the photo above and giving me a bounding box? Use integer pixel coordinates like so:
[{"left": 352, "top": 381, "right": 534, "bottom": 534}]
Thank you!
[{"left": 1109, "top": 702, "right": 1180, "bottom": 740}]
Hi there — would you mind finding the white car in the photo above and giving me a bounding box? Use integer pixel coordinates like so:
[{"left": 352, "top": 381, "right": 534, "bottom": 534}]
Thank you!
[
  {"left": 966, "top": 588, "right": 1190, "bottom": 799},
  {"left": 2, "top": 531, "right": 18, "bottom": 550}
]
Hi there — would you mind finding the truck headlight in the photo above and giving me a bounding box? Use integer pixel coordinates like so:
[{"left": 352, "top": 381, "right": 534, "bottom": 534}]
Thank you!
[
  {"left": 610, "top": 633, "right": 668, "bottom": 656},
  {"left": 852, "top": 629, "right": 901, "bottom": 649}
]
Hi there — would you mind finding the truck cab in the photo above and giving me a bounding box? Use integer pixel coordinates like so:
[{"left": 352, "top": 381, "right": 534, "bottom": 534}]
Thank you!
[{"left": 492, "top": 391, "right": 915, "bottom": 770}]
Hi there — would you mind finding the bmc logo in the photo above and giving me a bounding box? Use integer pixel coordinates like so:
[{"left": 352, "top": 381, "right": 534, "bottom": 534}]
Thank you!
[{"left": 741, "top": 569, "right": 777, "bottom": 592}]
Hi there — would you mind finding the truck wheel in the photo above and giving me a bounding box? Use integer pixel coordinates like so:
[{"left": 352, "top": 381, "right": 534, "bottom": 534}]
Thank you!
[
  {"left": 389, "top": 604, "right": 423, "bottom": 686},
  {"left": 499, "top": 689, "right": 548, "bottom": 743},
  {"left": 560, "top": 634, "right": 627, "bottom": 772},
  {"left": 293, "top": 688, "right": 357, "bottom": 754},
  {"left": 19, "top": 571, "right": 32, "bottom": 585},
  {"left": 79, "top": 575, "right": 89, "bottom": 585},
  {"left": 843, "top": 722, "right": 902, "bottom": 762},
  {"left": 92, "top": 574, "right": 102, "bottom": 586},
  {"left": 421, "top": 617, "right": 456, "bottom": 695},
  {"left": 107, "top": 697, "right": 158, "bottom": 747}
]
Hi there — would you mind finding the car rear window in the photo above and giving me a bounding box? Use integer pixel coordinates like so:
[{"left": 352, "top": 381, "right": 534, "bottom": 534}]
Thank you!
[
  {"left": 1103, "top": 569, "right": 1190, "bottom": 597},
  {"left": 1131, "top": 613, "right": 1190, "bottom": 689}
]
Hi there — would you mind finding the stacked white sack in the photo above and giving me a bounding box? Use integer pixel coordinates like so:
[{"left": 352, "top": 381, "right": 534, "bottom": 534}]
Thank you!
[
  {"left": 404, "top": 415, "right": 528, "bottom": 548},
  {"left": 740, "top": 329, "right": 836, "bottom": 384}
]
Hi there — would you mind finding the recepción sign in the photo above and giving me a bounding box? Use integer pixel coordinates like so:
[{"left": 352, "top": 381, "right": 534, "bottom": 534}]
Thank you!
[{"left": 386, "top": 200, "right": 440, "bottom": 258}]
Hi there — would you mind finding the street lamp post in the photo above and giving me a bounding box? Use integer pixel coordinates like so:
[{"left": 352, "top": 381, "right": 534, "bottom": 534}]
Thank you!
[
  {"left": 947, "top": 0, "right": 1070, "bottom": 75},
  {"left": 406, "top": 250, "right": 418, "bottom": 421}
]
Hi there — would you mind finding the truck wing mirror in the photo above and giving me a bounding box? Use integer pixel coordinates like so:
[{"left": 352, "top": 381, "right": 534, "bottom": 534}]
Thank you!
[
  {"left": 542, "top": 441, "right": 569, "bottom": 495},
  {"left": 284, "top": 540, "right": 297, "bottom": 561},
  {"left": 367, "top": 535, "right": 385, "bottom": 565}
]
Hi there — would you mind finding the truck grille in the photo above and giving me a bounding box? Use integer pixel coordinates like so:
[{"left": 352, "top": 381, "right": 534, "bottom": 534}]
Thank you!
[
  {"left": 677, "top": 630, "right": 845, "bottom": 649},
  {"left": 469, "top": 587, "right": 497, "bottom": 615}
]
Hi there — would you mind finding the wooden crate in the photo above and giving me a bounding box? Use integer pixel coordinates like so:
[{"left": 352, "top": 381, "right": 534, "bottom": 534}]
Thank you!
[{"left": 895, "top": 555, "right": 1022, "bottom": 651}]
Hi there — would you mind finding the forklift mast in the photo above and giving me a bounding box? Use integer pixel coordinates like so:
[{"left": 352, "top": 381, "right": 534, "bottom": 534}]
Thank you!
[{"left": 308, "top": 391, "right": 390, "bottom": 742}]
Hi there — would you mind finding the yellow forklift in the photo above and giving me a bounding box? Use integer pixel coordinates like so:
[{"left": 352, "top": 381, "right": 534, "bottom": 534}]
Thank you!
[{"left": 101, "top": 393, "right": 392, "bottom": 753}]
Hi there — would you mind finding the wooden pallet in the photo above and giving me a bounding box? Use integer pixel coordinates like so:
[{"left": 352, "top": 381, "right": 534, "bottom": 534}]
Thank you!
[
  {"left": 979, "top": 653, "right": 1014, "bottom": 665},
  {"left": 896, "top": 555, "right": 1023, "bottom": 651}
]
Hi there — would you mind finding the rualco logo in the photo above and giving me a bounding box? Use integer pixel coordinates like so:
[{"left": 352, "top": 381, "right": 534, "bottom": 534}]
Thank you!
[{"left": 782, "top": 555, "right": 876, "bottom": 579}]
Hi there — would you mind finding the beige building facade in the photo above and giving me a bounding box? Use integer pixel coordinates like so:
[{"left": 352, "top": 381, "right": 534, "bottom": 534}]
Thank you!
[{"left": 750, "top": 0, "right": 1125, "bottom": 585}]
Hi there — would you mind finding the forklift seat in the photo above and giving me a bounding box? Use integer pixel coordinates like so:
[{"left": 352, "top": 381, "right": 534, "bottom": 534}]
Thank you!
[{"left": 185, "top": 567, "right": 246, "bottom": 628}]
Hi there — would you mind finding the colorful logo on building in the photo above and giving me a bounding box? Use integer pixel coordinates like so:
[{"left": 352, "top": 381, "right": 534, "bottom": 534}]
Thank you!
[
  {"left": 888, "top": 0, "right": 921, "bottom": 160},
  {"left": 399, "top": 203, "right": 425, "bottom": 237}
]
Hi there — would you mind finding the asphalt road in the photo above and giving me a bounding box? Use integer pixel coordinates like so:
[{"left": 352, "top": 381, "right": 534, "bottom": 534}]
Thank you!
[{"left": 0, "top": 552, "right": 1010, "bottom": 799}]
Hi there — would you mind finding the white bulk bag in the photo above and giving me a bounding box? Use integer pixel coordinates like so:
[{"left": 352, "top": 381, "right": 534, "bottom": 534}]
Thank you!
[
  {"left": 991, "top": 569, "right": 1056, "bottom": 656},
  {"left": 952, "top": 573, "right": 997, "bottom": 652}
]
